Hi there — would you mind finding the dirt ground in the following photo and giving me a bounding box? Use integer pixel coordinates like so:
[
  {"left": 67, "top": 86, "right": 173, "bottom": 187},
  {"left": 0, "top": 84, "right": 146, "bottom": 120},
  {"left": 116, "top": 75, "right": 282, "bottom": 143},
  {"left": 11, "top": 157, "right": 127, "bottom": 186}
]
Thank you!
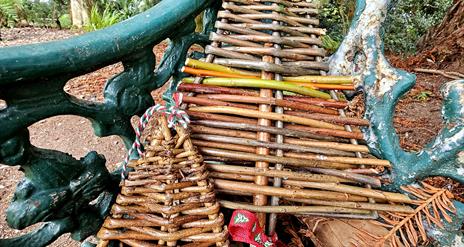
[{"left": 0, "top": 27, "right": 462, "bottom": 246}]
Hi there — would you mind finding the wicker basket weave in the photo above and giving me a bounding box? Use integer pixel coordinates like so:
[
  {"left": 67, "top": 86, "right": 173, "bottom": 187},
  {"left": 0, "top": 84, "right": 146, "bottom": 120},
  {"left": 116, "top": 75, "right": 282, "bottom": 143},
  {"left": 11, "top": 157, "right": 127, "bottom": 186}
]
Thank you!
[{"left": 97, "top": 115, "right": 228, "bottom": 247}]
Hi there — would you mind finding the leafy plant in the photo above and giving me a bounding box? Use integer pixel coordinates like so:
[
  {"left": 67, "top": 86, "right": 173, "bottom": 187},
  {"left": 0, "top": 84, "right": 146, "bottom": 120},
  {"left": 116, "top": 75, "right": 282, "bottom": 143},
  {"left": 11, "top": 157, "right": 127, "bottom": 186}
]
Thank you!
[
  {"left": 0, "top": 0, "right": 23, "bottom": 27},
  {"left": 84, "top": 5, "right": 123, "bottom": 31},
  {"left": 321, "top": 35, "right": 341, "bottom": 54},
  {"left": 58, "top": 13, "right": 71, "bottom": 28},
  {"left": 384, "top": 0, "right": 453, "bottom": 54},
  {"left": 319, "top": 0, "right": 453, "bottom": 54},
  {"left": 414, "top": 91, "right": 433, "bottom": 101}
]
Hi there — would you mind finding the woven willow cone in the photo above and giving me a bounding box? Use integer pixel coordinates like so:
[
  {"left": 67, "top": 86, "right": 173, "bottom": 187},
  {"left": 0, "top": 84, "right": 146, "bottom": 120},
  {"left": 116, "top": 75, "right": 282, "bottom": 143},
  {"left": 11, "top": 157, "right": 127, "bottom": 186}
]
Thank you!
[{"left": 97, "top": 115, "right": 228, "bottom": 247}]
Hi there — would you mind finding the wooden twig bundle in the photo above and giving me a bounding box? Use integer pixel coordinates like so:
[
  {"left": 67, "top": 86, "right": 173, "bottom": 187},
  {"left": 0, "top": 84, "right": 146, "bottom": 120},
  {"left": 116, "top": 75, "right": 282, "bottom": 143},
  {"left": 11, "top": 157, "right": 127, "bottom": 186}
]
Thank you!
[{"left": 97, "top": 116, "right": 228, "bottom": 246}]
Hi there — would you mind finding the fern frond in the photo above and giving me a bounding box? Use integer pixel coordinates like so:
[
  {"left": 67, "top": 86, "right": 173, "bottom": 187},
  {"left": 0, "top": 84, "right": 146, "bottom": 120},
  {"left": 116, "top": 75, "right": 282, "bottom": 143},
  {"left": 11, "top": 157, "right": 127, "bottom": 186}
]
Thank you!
[{"left": 357, "top": 182, "right": 456, "bottom": 247}]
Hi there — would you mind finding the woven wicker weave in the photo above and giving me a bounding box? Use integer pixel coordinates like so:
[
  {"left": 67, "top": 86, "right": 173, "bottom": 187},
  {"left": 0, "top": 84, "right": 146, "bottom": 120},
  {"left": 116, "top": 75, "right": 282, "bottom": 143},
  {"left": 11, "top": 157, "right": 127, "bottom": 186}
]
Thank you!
[{"left": 97, "top": 115, "right": 228, "bottom": 247}]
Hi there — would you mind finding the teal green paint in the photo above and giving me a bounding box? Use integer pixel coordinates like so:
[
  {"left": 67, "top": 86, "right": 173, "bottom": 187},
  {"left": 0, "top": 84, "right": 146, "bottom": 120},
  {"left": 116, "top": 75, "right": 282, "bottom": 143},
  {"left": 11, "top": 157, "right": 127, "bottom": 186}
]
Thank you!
[
  {"left": 343, "top": 0, "right": 464, "bottom": 244},
  {"left": 0, "top": 0, "right": 217, "bottom": 246}
]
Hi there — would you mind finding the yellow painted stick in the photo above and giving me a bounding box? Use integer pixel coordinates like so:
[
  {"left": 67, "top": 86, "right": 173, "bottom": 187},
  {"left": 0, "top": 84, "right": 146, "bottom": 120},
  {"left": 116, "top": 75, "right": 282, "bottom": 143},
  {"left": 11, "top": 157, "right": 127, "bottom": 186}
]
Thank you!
[
  {"left": 183, "top": 77, "right": 331, "bottom": 99},
  {"left": 185, "top": 58, "right": 260, "bottom": 77}
]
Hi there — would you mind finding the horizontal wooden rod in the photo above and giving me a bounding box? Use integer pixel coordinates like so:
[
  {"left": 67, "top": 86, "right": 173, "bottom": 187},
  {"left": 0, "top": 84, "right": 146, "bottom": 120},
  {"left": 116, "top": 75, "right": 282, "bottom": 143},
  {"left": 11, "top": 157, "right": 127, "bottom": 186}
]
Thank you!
[
  {"left": 229, "top": 23, "right": 325, "bottom": 36},
  {"left": 283, "top": 152, "right": 391, "bottom": 167},
  {"left": 188, "top": 111, "right": 257, "bottom": 125},
  {"left": 190, "top": 120, "right": 346, "bottom": 142},
  {"left": 192, "top": 139, "right": 255, "bottom": 153},
  {"left": 189, "top": 106, "right": 343, "bottom": 130},
  {"left": 284, "top": 138, "right": 369, "bottom": 153},
  {"left": 213, "top": 58, "right": 320, "bottom": 76},
  {"left": 219, "top": 200, "right": 371, "bottom": 214},
  {"left": 280, "top": 180, "right": 411, "bottom": 203},
  {"left": 208, "top": 165, "right": 380, "bottom": 188},
  {"left": 285, "top": 198, "right": 414, "bottom": 213},
  {"left": 194, "top": 94, "right": 338, "bottom": 115},
  {"left": 200, "top": 147, "right": 355, "bottom": 169},
  {"left": 187, "top": 77, "right": 330, "bottom": 99},
  {"left": 285, "top": 125, "right": 364, "bottom": 140},
  {"left": 192, "top": 134, "right": 355, "bottom": 156},
  {"left": 196, "top": 93, "right": 345, "bottom": 108},
  {"left": 285, "top": 95, "right": 347, "bottom": 108},
  {"left": 286, "top": 111, "right": 369, "bottom": 126},
  {"left": 213, "top": 179, "right": 368, "bottom": 202},
  {"left": 226, "top": 34, "right": 320, "bottom": 47},
  {"left": 214, "top": 188, "right": 413, "bottom": 213},
  {"left": 183, "top": 95, "right": 257, "bottom": 110},
  {"left": 178, "top": 83, "right": 258, "bottom": 96},
  {"left": 207, "top": 164, "right": 352, "bottom": 183}
]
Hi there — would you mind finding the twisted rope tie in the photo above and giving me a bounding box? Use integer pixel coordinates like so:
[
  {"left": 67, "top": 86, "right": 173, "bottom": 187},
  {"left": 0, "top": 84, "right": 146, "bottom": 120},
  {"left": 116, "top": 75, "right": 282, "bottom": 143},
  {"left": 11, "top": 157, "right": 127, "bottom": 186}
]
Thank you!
[{"left": 121, "top": 92, "right": 190, "bottom": 179}]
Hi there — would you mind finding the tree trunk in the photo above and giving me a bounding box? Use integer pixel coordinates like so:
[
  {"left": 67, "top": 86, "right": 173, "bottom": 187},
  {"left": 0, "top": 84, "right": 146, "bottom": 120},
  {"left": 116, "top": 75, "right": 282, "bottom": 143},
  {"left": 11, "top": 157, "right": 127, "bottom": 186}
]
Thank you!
[
  {"left": 417, "top": 0, "right": 464, "bottom": 64},
  {"left": 70, "top": 0, "right": 90, "bottom": 28}
]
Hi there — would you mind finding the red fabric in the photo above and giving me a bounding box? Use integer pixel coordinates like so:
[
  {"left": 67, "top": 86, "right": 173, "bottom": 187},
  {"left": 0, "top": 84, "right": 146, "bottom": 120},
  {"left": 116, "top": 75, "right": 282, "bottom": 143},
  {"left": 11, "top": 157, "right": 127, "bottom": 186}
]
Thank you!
[{"left": 228, "top": 210, "right": 286, "bottom": 247}]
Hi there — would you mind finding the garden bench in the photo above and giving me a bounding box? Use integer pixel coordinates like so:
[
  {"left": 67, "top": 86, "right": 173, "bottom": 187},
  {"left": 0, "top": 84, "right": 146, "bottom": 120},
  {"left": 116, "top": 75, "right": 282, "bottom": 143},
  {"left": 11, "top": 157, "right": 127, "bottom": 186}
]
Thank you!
[{"left": 0, "top": 0, "right": 463, "bottom": 246}]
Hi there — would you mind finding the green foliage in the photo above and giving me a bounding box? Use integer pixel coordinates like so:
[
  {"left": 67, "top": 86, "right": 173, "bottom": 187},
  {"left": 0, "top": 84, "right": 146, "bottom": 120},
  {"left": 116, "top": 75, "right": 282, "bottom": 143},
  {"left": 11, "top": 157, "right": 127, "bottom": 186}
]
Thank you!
[
  {"left": 384, "top": 0, "right": 453, "bottom": 54},
  {"left": 319, "top": 0, "right": 453, "bottom": 54},
  {"left": 3, "top": 0, "right": 70, "bottom": 28},
  {"left": 84, "top": 5, "right": 122, "bottom": 31},
  {"left": 414, "top": 90, "right": 433, "bottom": 101},
  {"left": 0, "top": 0, "right": 23, "bottom": 27},
  {"left": 58, "top": 13, "right": 71, "bottom": 28},
  {"left": 84, "top": 0, "right": 160, "bottom": 31},
  {"left": 319, "top": 0, "right": 355, "bottom": 53},
  {"left": 93, "top": 0, "right": 161, "bottom": 20},
  {"left": 321, "top": 35, "right": 341, "bottom": 54}
]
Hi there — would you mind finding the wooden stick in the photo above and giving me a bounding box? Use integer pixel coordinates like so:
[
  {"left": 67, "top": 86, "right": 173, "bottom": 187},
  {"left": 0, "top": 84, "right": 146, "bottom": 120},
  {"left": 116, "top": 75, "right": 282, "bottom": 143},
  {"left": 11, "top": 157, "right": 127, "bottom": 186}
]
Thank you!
[
  {"left": 285, "top": 125, "right": 364, "bottom": 140},
  {"left": 209, "top": 167, "right": 381, "bottom": 188},
  {"left": 183, "top": 95, "right": 257, "bottom": 110},
  {"left": 186, "top": 58, "right": 260, "bottom": 76},
  {"left": 181, "top": 67, "right": 258, "bottom": 79},
  {"left": 226, "top": 34, "right": 319, "bottom": 47},
  {"left": 238, "top": 13, "right": 319, "bottom": 26},
  {"left": 229, "top": 23, "right": 325, "bottom": 36},
  {"left": 193, "top": 94, "right": 338, "bottom": 115},
  {"left": 222, "top": 46, "right": 325, "bottom": 60},
  {"left": 207, "top": 164, "right": 352, "bottom": 183},
  {"left": 192, "top": 140, "right": 255, "bottom": 153},
  {"left": 191, "top": 120, "right": 346, "bottom": 142},
  {"left": 306, "top": 167, "right": 382, "bottom": 187},
  {"left": 210, "top": 32, "right": 264, "bottom": 48},
  {"left": 286, "top": 111, "right": 369, "bottom": 126},
  {"left": 199, "top": 147, "right": 356, "bottom": 169},
  {"left": 219, "top": 200, "right": 371, "bottom": 214},
  {"left": 197, "top": 93, "right": 345, "bottom": 108},
  {"left": 189, "top": 106, "right": 344, "bottom": 129},
  {"left": 206, "top": 45, "right": 260, "bottom": 61},
  {"left": 285, "top": 95, "right": 347, "bottom": 108},
  {"left": 284, "top": 138, "right": 369, "bottom": 153},
  {"left": 253, "top": 43, "right": 275, "bottom": 225},
  {"left": 284, "top": 75, "right": 353, "bottom": 84},
  {"left": 280, "top": 180, "right": 411, "bottom": 203},
  {"left": 191, "top": 124, "right": 256, "bottom": 139},
  {"left": 285, "top": 198, "right": 414, "bottom": 213},
  {"left": 213, "top": 58, "right": 320, "bottom": 76},
  {"left": 178, "top": 83, "right": 258, "bottom": 96},
  {"left": 213, "top": 179, "right": 368, "bottom": 202},
  {"left": 187, "top": 111, "right": 257, "bottom": 125},
  {"left": 185, "top": 77, "right": 330, "bottom": 99},
  {"left": 284, "top": 152, "right": 391, "bottom": 167},
  {"left": 191, "top": 134, "right": 355, "bottom": 156}
]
